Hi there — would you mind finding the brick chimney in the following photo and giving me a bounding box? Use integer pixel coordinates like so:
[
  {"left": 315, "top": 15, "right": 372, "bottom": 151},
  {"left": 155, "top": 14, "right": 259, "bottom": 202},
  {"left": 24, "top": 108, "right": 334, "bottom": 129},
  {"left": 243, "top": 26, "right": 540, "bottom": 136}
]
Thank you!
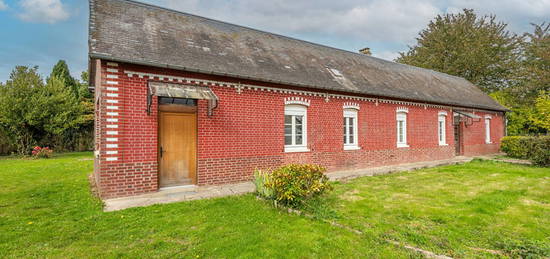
[{"left": 359, "top": 47, "right": 372, "bottom": 55}]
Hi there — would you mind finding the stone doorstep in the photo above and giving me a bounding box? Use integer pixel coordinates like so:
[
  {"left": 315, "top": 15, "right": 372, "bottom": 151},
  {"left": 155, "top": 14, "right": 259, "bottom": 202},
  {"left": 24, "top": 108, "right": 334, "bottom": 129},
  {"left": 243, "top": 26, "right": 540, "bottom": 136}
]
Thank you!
[{"left": 103, "top": 156, "right": 475, "bottom": 212}]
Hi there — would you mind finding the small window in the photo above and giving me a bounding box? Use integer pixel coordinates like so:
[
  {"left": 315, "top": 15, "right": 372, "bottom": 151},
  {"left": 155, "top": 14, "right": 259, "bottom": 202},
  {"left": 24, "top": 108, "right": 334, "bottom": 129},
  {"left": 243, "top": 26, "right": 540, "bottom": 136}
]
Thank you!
[
  {"left": 343, "top": 109, "right": 359, "bottom": 150},
  {"left": 438, "top": 114, "right": 447, "bottom": 145},
  {"left": 396, "top": 112, "right": 408, "bottom": 148},
  {"left": 159, "top": 97, "right": 197, "bottom": 106},
  {"left": 485, "top": 118, "right": 491, "bottom": 144},
  {"left": 284, "top": 105, "right": 308, "bottom": 152}
]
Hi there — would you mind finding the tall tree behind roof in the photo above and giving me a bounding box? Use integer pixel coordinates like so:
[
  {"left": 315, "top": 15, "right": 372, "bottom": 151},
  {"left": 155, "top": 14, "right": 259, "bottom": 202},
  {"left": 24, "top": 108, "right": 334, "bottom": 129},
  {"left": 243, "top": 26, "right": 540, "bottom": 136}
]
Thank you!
[
  {"left": 396, "top": 9, "right": 522, "bottom": 93},
  {"left": 49, "top": 60, "right": 79, "bottom": 97}
]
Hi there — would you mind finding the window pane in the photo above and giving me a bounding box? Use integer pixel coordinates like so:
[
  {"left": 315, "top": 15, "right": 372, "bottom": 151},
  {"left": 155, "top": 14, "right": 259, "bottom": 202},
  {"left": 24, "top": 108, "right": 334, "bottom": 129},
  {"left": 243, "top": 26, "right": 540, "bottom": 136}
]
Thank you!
[
  {"left": 285, "top": 136, "right": 293, "bottom": 145},
  {"left": 296, "top": 134, "right": 303, "bottom": 145},
  {"left": 397, "top": 121, "right": 403, "bottom": 143},
  {"left": 343, "top": 117, "right": 347, "bottom": 144},
  {"left": 285, "top": 115, "right": 292, "bottom": 124},
  {"left": 295, "top": 116, "right": 303, "bottom": 125},
  {"left": 285, "top": 124, "right": 292, "bottom": 135},
  {"left": 296, "top": 124, "right": 303, "bottom": 135},
  {"left": 439, "top": 121, "right": 443, "bottom": 142}
]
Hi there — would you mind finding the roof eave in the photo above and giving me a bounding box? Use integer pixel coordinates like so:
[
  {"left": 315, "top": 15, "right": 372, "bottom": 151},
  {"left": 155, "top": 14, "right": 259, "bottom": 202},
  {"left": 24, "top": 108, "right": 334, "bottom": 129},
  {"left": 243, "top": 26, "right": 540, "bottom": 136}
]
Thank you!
[{"left": 89, "top": 53, "right": 509, "bottom": 112}]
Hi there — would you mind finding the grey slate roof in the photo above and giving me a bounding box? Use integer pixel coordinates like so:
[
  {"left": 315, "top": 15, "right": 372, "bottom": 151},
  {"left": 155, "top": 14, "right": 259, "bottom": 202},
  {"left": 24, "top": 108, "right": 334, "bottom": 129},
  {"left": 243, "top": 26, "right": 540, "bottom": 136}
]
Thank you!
[{"left": 89, "top": 0, "right": 507, "bottom": 111}]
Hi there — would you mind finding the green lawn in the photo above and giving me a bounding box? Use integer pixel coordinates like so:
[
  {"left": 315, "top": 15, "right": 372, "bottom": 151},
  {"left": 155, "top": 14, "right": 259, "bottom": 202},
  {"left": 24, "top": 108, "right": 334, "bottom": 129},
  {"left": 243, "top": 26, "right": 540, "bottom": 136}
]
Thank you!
[{"left": 0, "top": 153, "right": 548, "bottom": 258}]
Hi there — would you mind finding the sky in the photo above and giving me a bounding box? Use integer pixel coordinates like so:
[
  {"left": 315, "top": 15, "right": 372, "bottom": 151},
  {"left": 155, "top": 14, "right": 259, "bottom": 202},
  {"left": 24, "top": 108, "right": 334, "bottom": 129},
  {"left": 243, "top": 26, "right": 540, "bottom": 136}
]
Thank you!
[{"left": 0, "top": 0, "right": 549, "bottom": 83}]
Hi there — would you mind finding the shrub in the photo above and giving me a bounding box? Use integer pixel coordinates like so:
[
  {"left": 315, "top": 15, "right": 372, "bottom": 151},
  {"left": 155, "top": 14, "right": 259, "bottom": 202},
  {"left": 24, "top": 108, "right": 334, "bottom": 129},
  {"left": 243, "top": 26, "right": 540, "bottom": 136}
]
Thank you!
[
  {"left": 31, "top": 146, "right": 53, "bottom": 159},
  {"left": 254, "top": 164, "right": 332, "bottom": 208},
  {"left": 500, "top": 136, "right": 550, "bottom": 166},
  {"left": 530, "top": 137, "right": 550, "bottom": 167},
  {"left": 500, "top": 136, "right": 532, "bottom": 159},
  {"left": 253, "top": 169, "right": 274, "bottom": 199}
]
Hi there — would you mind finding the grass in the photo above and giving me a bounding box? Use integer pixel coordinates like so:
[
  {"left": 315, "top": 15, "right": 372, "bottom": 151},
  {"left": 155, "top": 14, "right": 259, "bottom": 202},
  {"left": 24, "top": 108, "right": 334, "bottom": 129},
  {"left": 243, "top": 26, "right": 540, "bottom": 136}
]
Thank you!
[
  {"left": 327, "top": 159, "right": 550, "bottom": 258},
  {"left": 0, "top": 153, "right": 548, "bottom": 258},
  {"left": 0, "top": 152, "right": 411, "bottom": 258}
]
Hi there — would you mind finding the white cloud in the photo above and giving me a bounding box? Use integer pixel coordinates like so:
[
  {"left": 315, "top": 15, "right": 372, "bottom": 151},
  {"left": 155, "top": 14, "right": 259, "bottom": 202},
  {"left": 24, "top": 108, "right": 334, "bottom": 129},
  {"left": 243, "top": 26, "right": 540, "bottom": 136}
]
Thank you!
[
  {"left": 147, "top": 0, "right": 550, "bottom": 55},
  {"left": 160, "top": 0, "right": 440, "bottom": 43},
  {"left": 373, "top": 51, "right": 401, "bottom": 62},
  {"left": 0, "top": 0, "right": 7, "bottom": 10},
  {"left": 18, "top": 0, "right": 70, "bottom": 24}
]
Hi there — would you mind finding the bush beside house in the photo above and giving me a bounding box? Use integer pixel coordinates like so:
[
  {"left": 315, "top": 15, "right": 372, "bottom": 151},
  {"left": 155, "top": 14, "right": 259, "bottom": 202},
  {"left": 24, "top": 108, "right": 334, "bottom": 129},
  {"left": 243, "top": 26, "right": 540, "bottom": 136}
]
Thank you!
[
  {"left": 501, "top": 136, "right": 550, "bottom": 166},
  {"left": 254, "top": 164, "right": 332, "bottom": 208}
]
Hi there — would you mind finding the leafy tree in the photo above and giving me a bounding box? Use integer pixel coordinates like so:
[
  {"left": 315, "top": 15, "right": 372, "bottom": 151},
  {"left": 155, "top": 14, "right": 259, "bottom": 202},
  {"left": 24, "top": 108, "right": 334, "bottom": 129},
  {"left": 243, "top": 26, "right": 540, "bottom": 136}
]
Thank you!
[
  {"left": 0, "top": 66, "right": 89, "bottom": 154},
  {"left": 0, "top": 66, "right": 46, "bottom": 154},
  {"left": 397, "top": 9, "right": 522, "bottom": 93},
  {"left": 511, "top": 23, "right": 550, "bottom": 103},
  {"left": 49, "top": 60, "right": 79, "bottom": 96},
  {"left": 532, "top": 91, "right": 550, "bottom": 131}
]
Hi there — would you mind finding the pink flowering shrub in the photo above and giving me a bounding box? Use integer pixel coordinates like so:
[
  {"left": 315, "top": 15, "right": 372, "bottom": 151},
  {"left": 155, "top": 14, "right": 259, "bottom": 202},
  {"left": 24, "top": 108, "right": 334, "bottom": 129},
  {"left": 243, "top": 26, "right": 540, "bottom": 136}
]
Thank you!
[{"left": 31, "top": 146, "right": 53, "bottom": 159}]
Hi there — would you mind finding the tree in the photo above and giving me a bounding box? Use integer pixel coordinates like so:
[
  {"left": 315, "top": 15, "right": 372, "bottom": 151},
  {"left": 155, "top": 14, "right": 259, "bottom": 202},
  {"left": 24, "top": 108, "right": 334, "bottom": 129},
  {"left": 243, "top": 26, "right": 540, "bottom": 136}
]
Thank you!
[
  {"left": 397, "top": 9, "right": 522, "bottom": 93},
  {"left": 511, "top": 23, "right": 550, "bottom": 103},
  {"left": 0, "top": 66, "right": 46, "bottom": 154},
  {"left": 532, "top": 91, "right": 550, "bottom": 132},
  {"left": 49, "top": 60, "right": 79, "bottom": 96},
  {"left": 0, "top": 66, "right": 89, "bottom": 154}
]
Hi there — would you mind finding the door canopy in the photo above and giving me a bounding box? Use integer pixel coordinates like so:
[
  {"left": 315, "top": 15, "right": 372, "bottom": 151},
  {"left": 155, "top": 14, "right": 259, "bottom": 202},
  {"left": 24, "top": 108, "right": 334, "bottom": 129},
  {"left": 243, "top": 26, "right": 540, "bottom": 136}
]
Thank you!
[{"left": 147, "top": 81, "right": 218, "bottom": 116}]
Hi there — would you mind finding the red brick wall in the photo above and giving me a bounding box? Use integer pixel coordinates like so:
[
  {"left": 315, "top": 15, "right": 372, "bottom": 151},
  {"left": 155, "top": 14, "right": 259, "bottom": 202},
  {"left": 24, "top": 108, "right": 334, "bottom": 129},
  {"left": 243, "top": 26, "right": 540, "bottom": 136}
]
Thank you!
[
  {"left": 460, "top": 112, "right": 505, "bottom": 156},
  {"left": 93, "top": 61, "right": 505, "bottom": 198}
]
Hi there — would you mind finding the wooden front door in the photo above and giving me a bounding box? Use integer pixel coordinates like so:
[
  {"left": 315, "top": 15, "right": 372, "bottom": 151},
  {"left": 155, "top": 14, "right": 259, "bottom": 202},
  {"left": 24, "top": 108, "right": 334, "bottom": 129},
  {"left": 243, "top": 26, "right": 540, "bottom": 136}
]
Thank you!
[{"left": 159, "top": 112, "right": 197, "bottom": 187}]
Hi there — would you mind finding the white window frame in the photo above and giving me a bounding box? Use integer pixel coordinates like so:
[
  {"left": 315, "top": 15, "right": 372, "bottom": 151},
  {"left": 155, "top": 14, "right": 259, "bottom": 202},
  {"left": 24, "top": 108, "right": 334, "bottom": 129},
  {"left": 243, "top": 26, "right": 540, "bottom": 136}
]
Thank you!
[
  {"left": 284, "top": 105, "right": 309, "bottom": 152},
  {"left": 396, "top": 110, "right": 409, "bottom": 148},
  {"left": 485, "top": 116, "right": 492, "bottom": 144},
  {"left": 438, "top": 112, "right": 448, "bottom": 146},
  {"left": 343, "top": 109, "right": 360, "bottom": 150}
]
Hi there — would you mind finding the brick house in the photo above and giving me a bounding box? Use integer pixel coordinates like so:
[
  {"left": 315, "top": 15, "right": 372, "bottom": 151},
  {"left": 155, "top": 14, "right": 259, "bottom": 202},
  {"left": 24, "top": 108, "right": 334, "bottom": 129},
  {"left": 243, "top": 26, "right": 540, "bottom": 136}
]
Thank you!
[{"left": 89, "top": 0, "right": 507, "bottom": 199}]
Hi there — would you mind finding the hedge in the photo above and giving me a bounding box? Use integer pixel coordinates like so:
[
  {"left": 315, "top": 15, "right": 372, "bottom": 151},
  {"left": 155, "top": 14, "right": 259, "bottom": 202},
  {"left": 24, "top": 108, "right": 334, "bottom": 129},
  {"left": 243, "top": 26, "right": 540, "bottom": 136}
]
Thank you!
[{"left": 501, "top": 136, "right": 550, "bottom": 166}]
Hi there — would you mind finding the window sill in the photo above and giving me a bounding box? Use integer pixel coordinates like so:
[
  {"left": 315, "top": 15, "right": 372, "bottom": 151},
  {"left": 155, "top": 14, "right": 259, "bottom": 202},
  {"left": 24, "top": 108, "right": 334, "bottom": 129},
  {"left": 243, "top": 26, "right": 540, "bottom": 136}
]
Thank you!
[
  {"left": 439, "top": 143, "right": 448, "bottom": 146},
  {"left": 344, "top": 146, "right": 361, "bottom": 151},
  {"left": 284, "top": 146, "right": 310, "bottom": 153},
  {"left": 486, "top": 142, "right": 493, "bottom": 144},
  {"left": 397, "top": 143, "right": 409, "bottom": 148}
]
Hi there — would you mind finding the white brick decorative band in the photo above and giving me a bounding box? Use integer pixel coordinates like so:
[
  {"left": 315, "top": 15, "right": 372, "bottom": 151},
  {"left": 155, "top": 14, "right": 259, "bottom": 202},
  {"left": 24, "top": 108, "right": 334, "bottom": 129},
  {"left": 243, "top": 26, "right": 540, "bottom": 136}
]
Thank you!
[
  {"left": 106, "top": 68, "right": 118, "bottom": 73},
  {"left": 343, "top": 102, "right": 360, "bottom": 110},
  {"left": 106, "top": 62, "right": 118, "bottom": 67},
  {"left": 284, "top": 96, "right": 310, "bottom": 106},
  {"left": 106, "top": 138, "right": 118, "bottom": 142},
  {"left": 396, "top": 107, "right": 409, "bottom": 113},
  {"left": 123, "top": 70, "right": 499, "bottom": 113},
  {"left": 106, "top": 87, "right": 119, "bottom": 91},
  {"left": 106, "top": 81, "right": 118, "bottom": 85},
  {"left": 106, "top": 112, "right": 119, "bottom": 116},
  {"left": 106, "top": 157, "right": 118, "bottom": 161}
]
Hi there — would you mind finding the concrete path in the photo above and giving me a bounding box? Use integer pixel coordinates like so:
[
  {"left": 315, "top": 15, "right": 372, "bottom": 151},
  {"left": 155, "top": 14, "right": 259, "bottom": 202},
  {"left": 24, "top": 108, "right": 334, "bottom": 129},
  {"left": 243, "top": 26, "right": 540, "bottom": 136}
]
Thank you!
[
  {"left": 104, "top": 182, "right": 255, "bottom": 212},
  {"left": 104, "top": 156, "right": 475, "bottom": 211},
  {"left": 327, "top": 156, "right": 473, "bottom": 181}
]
